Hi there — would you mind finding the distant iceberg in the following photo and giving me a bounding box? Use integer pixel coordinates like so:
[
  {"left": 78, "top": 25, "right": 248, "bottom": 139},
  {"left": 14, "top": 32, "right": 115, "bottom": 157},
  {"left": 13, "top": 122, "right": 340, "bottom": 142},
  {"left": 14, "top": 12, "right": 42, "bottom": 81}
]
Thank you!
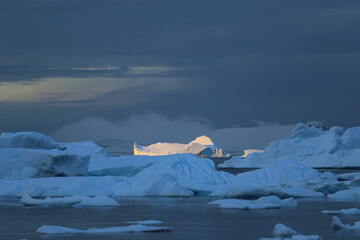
[
  {"left": 134, "top": 135, "right": 230, "bottom": 157},
  {"left": 220, "top": 123, "right": 360, "bottom": 169}
]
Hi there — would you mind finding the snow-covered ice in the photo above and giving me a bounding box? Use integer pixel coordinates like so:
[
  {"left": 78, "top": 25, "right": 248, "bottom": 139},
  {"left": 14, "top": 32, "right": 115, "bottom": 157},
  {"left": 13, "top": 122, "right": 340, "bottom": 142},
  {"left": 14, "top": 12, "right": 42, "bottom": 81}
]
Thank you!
[
  {"left": 134, "top": 135, "right": 230, "bottom": 157},
  {"left": 36, "top": 224, "right": 171, "bottom": 234},
  {"left": 220, "top": 123, "right": 360, "bottom": 168},
  {"left": 209, "top": 196, "right": 297, "bottom": 210},
  {"left": 331, "top": 216, "right": 360, "bottom": 231},
  {"left": 260, "top": 223, "right": 322, "bottom": 240},
  {"left": 322, "top": 208, "right": 360, "bottom": 215}
]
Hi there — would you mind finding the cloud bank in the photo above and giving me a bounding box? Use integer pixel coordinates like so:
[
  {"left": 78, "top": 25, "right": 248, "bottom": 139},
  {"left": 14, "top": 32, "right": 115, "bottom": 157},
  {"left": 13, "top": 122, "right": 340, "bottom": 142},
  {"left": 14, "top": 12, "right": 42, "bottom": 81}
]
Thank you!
[{"left": 50, "top": 112, "right": 295, "bottom": 153}]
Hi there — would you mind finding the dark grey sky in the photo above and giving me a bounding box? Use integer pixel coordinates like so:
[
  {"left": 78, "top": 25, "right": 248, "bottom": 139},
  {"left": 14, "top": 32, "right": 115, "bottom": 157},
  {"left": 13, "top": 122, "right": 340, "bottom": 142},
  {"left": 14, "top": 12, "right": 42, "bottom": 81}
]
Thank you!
[{"left": 1, "top": 0, "right": 360, "bottom": 133}]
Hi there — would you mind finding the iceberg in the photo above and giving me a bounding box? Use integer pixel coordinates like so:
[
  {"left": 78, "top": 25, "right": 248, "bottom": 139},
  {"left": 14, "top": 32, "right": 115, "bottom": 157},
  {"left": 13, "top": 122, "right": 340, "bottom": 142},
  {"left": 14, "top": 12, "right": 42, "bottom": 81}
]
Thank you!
[
  {"left": 0, "top": 132, "right": 107, "bottom": 179},
  {"left": 220, "top": 123, "right": 360, "bottom": 169},
  {"left": 327, "top": 187, "right": 360, "bottom": 200},
  {"left": 36, "top": 224, "right": 171, "bottom": 234},
  {"left": 21, "top": 193, "right": 82, "bottom": 206},
  {"left": 21, "top": 193, "right": 119, "bottom": 207},
  {"left": 208, "top": 196, "right": 297, "bottom": 210},
  {"left": 0, "top": 132, "right": 64, "bottom": 150},
  {"left": 260, "top": 223, "right": 322, "bottom": 240},
  {"left": 134, "top": 135, "right": 230, "bottom": 157},
  {"left": 322, "top": 208, "right": 360, "bottom": 215},
  {"left": 0, "top": 148, "right": 89, "bottom": 179},
  {"left": 0, "top": 154, "right": 324, "bottom": 198},
  {"left": 331, "top": 216, "right": 360, "bottom": 231}
]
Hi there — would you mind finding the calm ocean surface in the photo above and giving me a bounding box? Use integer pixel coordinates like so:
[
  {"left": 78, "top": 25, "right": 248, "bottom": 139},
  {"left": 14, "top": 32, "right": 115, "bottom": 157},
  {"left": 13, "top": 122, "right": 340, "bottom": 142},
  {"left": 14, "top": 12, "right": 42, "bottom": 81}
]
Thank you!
[{"left": 1, "top": 196, "right": 360, "bottom": 240}]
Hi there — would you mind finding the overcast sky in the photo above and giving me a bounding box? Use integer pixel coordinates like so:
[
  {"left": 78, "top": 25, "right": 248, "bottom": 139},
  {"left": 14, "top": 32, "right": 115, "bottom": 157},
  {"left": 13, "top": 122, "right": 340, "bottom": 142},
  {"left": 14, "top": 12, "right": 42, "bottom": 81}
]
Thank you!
[{"left": 1, "top": 0, "right": 360, "bottom": 134}]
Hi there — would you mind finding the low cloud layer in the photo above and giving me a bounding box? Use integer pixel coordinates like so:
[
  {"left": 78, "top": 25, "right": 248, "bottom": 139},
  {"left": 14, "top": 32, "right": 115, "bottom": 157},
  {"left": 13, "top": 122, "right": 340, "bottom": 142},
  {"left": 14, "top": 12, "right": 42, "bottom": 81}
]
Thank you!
[{"left": 50, "top": 112, "right": 295, "bottom": 152}]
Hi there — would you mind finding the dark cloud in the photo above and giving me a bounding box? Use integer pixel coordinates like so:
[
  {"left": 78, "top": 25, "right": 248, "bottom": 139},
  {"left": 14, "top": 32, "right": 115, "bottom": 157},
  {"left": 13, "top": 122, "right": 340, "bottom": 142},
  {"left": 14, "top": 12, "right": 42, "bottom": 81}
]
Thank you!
[{"left": 0, "top": 0, "right": 360, "bottom": 133}]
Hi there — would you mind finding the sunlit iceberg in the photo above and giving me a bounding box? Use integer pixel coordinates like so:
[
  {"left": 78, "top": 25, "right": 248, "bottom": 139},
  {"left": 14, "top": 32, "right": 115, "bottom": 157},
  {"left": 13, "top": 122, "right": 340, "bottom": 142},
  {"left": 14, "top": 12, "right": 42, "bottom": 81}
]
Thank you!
[{"left": 134, "top": 135, "right": 230, "bottom": 157}]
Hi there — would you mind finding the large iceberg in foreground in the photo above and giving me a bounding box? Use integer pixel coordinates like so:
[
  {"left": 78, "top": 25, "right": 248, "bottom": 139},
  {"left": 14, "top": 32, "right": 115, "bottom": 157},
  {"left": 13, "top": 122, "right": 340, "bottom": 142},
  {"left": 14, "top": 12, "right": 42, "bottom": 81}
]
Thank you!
[
  {"left": 220, "top": 123, "right": 360, "bottom": 168},
  {"left": 134, "top": 135, "right": 230, "bottom": 157},
  {"left": 0, "top": 154, "right": 324, "bottom": 198},
  {"left": 0, "top": 132, "right": 105, "bottom": 179}
]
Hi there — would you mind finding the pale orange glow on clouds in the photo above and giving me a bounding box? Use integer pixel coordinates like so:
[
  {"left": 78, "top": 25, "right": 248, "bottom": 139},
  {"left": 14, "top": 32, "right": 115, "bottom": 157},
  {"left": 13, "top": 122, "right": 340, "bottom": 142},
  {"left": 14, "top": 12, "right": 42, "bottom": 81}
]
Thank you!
[{"left": 0, "top": 76, "right": 185, "bottom": 105}]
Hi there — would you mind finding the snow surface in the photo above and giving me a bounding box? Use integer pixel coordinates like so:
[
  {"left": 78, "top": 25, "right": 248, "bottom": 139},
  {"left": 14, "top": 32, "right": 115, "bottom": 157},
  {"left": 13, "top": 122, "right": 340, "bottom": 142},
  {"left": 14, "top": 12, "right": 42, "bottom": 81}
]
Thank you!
[
  {"left": 36, "top": 224, "right": 171, "bottom": 234},
  {"left": 209, "top": 196, "right": 297, "bottom": 210},
  {"left": 0, "top": 132, "right": 62, "bottom": 150},
  {"left": 322, "top": 208, "right": 360, "bottom": 215},
  {"left": 220, "top": 123, "right": 360, "bottom": 168},
  {"left": 134, "top": 135, "right": 230, "bottom": 157},
  {"left": 21, "top": 193, "right": 119, "bottom": 207},
  {"left": 260, "top": 223, "right": 322, "bottom": 240},
  {"left": 331, "top": 216, "right": 360, "bottom": 231}
]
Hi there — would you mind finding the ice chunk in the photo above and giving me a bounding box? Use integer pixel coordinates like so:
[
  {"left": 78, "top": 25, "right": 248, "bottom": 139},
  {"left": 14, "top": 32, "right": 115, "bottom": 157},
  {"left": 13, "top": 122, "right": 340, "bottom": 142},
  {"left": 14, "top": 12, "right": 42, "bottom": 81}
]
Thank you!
[
  {"left": 126, "top": 220, "right": 163, "bottom": 225},
  {"left": 21, "top": 194, "right": 119, "bottom": 207},
  {"left": 74, "top": 196, "right": 119, "bottom": 207},
  {"left": 21, "top": 193, "right": 82, "bottom": 206},
  {"left": 260, "top": 223, "right": 322, "bottom": 240},
  {"left": 331, "top": 216, "right": 360, "bottom": 231},
  {"left": 322, "top": 208, "right": 360, "bottom": 215},
  {"left": 0, "top": 132, "right": 63, "bottom": 150},
  {"left": 0, "top": 148, "right": 89, "bottom": 179},
  {"left": 208, "top": 196, "right": 297, "bottom": 210},
  {"left": 36, "top": 224, "right": 171, "bottom": 234},
  {"left": 241, "top": 149, "right": 264, "bottom": 158},
  {"left": 327, "top": 187, "right": 360, "bottom": 200},
  {"left": 220, "top": 123, "right": 360, "bottom": 169},
  {"left": 134, "top": 135, "right": 230, "bottom": 157},
  {"left": 273, "top": 223, "right": 299, "bottom": 237}
]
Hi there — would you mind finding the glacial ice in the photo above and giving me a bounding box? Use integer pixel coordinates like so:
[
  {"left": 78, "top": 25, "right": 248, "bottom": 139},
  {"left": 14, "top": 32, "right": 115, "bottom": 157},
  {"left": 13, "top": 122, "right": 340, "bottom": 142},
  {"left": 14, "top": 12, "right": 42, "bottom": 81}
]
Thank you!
[
  {"left": 260, "top": 223, "right": 322, "bottom": 240},
  {"left": 0, "top": 132, "right": 103, "bottom": 179},
  {"left": 21, "top": 193, "right": 119, "bottom": 207},
  {"left": 208, "top": 196, "right": 297, "bottom": 210},
  {"left": 134, "top": 135, "right": 230, "bottom": 157},
  {"left": 220, "top": 123, "right": 360, "bottom": 168},
  {"left": 331, "top": 216, "right": 360, "bottom": 231},
  {"left": 0, "top": 153, "right": 324, "bottom": 198},
  {"left": 327, "top": 187, "right": 360, "bottom": 200},
  {"left": 322, "top": 208, "right": 360, "bottom": 215},
  {"left": 36, "top": 224, "right": 171, "bottom": 234}
]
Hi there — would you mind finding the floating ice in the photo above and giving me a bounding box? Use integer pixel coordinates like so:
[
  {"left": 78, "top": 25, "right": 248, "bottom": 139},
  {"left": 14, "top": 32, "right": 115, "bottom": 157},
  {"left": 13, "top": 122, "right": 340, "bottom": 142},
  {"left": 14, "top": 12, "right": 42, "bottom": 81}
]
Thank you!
[
  {"left": 327, "top": 187, "right": 360, "bottom": 200},
  {"left": 322, "top": 208, "right": 360, "bottom": 215},
  {"left": 21, "top": 193, "right": 119, "bottom": 207},
  {"left": 331, "top": 216, "right": 360, "bottom": 231},
  {"left": 36, "top": 224, "right": 171, "bottom": 234},
  {"left": 260, "top": 223, "right": 322, "bottom": 240},
  {"left": 220, "top": 123, "right": 360, "bottom": 168},
  {"left": 134, "top": 135, "right": 230, "bottom": 157},
  {"left": 209, "top": 196, "right": 297, "bottom": 210},
  {"left": 21, "top": 193, "right": 81, "bottom": 206}
]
